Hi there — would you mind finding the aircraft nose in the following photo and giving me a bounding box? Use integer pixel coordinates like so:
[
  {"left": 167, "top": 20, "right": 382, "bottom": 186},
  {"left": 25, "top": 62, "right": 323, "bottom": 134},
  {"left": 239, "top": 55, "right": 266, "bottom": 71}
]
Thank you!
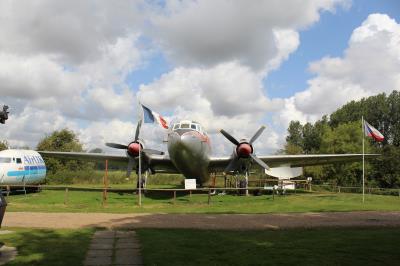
[
  {"left": 179, "top": 134, "right": 192, "bottom": 147},
  {"left": 179, "top": 133, "right": 200, "bottom": 149}
]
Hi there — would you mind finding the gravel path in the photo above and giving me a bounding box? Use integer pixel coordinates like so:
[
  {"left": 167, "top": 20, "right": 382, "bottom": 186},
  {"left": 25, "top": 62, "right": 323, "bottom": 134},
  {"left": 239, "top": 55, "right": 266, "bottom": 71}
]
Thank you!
[{"left": 3, "top": 211, "right": 400, "bottom": 230}]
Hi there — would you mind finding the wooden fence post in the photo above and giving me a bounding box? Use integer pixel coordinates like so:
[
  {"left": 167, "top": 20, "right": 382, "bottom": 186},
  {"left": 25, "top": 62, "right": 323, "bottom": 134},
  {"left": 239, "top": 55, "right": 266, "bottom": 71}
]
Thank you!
[
  {"left": 64, "top": 188, "right": 69, "bottom": 205},
  {"left": 102, "top": 159, "right": 108, "bottom": 207},
  {"left": 207, "top": 189, "right": 211, "bottom": 205},
  {"left": 272, "top": 187, "right": 275, "bottom": 200},
  {"left": 173, "top": 190, "right": 176, "bottom": 204}
]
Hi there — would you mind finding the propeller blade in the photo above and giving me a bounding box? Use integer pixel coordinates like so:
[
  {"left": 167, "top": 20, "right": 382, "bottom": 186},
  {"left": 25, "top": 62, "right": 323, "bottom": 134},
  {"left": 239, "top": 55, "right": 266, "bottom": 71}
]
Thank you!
[
  {"left": 142, "top": 149, "right": 164, "bottom": 155},
  {"left": 106, "top": 143, "right": 128, "bottom": 149},
  {"left": 134, "top": 119, "right": 142, "bottom": 141},
  {"left": 127, "top": 157, "right": 134, "bottom": 177},
  {"left": 220, "top": 129, "right": 240, "bottom": 145},
  {"left": 249, "top": 125, "right": 266, "bottom": 144},
  {"left": 224, "top": 156, "right": 239, "bottom": 173},
  {"left": 249, "top": 154, "right": 270, "bottom": 170}
]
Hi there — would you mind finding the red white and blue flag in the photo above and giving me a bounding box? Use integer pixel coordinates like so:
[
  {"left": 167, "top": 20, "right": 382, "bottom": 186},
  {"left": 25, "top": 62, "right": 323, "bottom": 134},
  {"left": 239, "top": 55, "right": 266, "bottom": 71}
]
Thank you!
[
  {"left": 364, "top": 120, "right": 384, "bottom": 142},
  {"left": 141, "top": 104, "right": 169, "bottom": 129}
]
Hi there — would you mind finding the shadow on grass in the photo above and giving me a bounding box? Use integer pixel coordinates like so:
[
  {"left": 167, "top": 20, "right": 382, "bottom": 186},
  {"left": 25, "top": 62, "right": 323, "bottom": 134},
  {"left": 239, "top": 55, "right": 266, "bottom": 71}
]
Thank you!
[
  {"left": 136, "top": 228, "right": 400, "bottom": 266},
  {"left": 2, "top": 228, "right": 94, "bottom": 266}
]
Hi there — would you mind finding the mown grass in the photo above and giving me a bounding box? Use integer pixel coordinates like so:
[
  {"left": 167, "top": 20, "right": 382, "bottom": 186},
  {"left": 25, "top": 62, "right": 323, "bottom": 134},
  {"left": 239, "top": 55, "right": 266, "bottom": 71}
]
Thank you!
[
  {"left": 4, "top": 189, "right": 400, "bottom": 213},
  {"left": 137, "top": 228, "right": 400, "bottom": 265},
  {"left": 0, "top": 228, "right": 93, "bottom": 266},
  {"left": 2, "top": 228, "right": 399, "bottom": 266}
]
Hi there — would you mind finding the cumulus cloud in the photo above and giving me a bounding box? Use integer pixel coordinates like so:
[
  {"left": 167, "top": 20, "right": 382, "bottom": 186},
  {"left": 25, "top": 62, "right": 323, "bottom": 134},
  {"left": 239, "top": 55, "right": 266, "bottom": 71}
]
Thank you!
[
  {"left": 0, "top": 0, "right": 361, "bottom": 156},
  {"left": 149, "top": 0, "right": 348, "bottom": 71},
  {"left": 279, "top": 13, "right": 400, "bottom": 128},
  {"left": 0, "top": 1, "right": 145, "bottom": 148},
  {"left": 0, "top": 107, "right": 78, "bottom": 149},
  {"left": 138, "top": 62, "right": 282, "bottom": 123},
  {"left": 0, "top": 0, "right": 144, "bottom": 64}
]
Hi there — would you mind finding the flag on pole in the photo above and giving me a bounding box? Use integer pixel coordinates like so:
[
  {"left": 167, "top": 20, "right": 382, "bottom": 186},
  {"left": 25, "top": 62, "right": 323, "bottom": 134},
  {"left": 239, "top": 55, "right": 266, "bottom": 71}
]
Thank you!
[
  {"left": 364, "top": 120, "right": 384, "bottom": 142},
  {"left": 141, "top": 104, "right": 169, "bottom": 129}
]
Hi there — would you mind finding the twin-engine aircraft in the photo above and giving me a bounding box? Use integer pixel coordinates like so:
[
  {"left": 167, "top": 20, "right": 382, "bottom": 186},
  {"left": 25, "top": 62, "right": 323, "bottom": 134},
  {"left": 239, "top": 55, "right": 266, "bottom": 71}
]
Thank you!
[{"left": 39, "top": 119, "right": 376, "bottom": 186}]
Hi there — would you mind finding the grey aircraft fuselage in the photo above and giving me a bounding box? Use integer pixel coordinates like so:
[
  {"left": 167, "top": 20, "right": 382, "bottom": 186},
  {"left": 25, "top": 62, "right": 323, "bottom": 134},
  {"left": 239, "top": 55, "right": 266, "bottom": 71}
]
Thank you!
[{"left": 167, "top": 120, "right": 211, "bottom": 185}]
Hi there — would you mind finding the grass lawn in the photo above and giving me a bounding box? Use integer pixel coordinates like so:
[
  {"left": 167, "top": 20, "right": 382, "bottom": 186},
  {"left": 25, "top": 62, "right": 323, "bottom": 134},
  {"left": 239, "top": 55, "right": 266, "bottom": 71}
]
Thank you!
[
  {"left": 137, "top": 228, "right": 400, "bottom": 265},
  {"left": 0, "top": 228, "right": 93, "bottom": 266},
  {"left": 4, "top": 190, "right": 400, "bottom": 213},
  {"left": 1, "top": 228, "right": 399, "bottom": 266}
]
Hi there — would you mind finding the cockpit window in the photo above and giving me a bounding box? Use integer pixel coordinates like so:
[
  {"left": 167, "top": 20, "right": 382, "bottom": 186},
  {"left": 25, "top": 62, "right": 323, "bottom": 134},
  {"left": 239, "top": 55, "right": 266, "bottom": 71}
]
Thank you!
[
  {"left": 191, "top": 124, "right": 197, "bottom": 129},
  {"left": 16, "top": 158, "right": 22, "bottom": 164},
  {"left": 0, "top": 157, "right": 11, "bottom": 163},
  {"left": 173, "top": 123, "right": 179, "bottom": 130},
  {"left": 180, "top": 123, "right": 190, "bottom": 129}
]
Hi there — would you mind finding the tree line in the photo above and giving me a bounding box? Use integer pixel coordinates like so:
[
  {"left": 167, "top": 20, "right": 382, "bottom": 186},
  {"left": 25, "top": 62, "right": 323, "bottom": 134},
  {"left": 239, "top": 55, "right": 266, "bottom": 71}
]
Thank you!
[{"left": 284, "top": 90, "right": 400, "bottom": 188}]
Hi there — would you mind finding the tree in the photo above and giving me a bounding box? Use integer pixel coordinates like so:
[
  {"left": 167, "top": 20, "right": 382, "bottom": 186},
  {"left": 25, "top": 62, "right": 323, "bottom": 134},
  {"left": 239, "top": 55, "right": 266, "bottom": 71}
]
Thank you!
[
  {"left": 89, "top": 148, "right": 103, "bottom": 153},
  {"left": 37, "top": 129, "right": 87, "bottom": 174},
  {"left": 0, "top": 140, "right": 8, "bottom": 151},
  {"left": 318, "top": 121, "right": 373, "bottom": 186},
  {"left": 285, "top": 91, "right": 400, "bottom": 187},
  {"left": 285, "top": 121, "right": 303, "bottom": 154}
]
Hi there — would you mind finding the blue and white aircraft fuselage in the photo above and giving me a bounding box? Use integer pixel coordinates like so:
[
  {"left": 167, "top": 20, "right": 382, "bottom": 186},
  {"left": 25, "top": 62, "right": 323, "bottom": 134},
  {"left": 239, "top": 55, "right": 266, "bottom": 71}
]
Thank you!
[{"left": 0, "top": 149, "right": 46, "bottom": 185}]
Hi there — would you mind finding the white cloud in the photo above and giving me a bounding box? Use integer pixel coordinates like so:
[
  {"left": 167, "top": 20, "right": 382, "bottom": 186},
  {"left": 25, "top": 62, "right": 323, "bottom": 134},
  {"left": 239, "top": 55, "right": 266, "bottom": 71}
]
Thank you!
[
  {"left": 0, "top": 0, "right": 362, "bottom": 156},
  {"left": 0, "top": 53, "right": 86, "bottom": 101},
  {"left": 0, "top": 0, "right": 144, "bottom": 64},
  {"left": 138, "top": 61, "right": 282, "bottom": 118},
  {"left": 0, "top": 106, "right": 77, "bottom": 149},
  {"left": 149, "top": 0, "right": 348, "bottom": 71},
  {"left": 278, "top": 13, "right": 400, "bottom": 128}
]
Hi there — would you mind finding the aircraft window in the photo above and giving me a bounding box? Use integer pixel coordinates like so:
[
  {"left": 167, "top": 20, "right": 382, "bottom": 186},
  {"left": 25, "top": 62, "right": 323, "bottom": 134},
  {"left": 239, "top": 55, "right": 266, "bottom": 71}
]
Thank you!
[
  {"left": 173, "top": 123, "right": 179, "bottom": 130},
  {"left": 181, "top": 123, "right": 190, "bottom": 129},
  {"left": 0, "top": 157, "right": 11, "bottom": 163},
  {"left": 16, "top": 158, "right": 22, "bottom": 164},
  {"left": 191, "top": 124, "right": 196, "bottom": 129}
]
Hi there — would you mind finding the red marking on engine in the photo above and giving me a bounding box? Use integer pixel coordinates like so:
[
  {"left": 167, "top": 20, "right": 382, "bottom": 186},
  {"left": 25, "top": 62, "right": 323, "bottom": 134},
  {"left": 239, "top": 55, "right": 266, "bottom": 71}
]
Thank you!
[
  {"left": 128, "top": 142, "right": 141, "bottom": 156},
  {"left": 237, "top": 143, "right": 252, "bottom": 157}
]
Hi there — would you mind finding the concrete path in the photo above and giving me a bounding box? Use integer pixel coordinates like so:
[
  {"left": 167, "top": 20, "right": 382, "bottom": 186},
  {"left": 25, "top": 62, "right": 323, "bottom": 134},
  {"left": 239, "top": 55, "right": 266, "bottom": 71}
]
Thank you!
[
  {"left": 84, "top": 230, "right": 142, "bottom": 266},
  {"left": 0, "top": 230, "right": 17, "bottom": 265},
  {"left": 0, "top": 245, "right": 18, "bottom": 266},
  {"left": 3, "top": 211, "right": 400, "bottom": 229}
]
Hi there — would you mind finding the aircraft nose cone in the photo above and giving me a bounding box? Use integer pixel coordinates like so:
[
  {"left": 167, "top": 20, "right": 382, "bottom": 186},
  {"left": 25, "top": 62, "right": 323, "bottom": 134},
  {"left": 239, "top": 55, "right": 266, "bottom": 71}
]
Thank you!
[{"left": 180, "top": 134, "right": 191, "bottom": 147}]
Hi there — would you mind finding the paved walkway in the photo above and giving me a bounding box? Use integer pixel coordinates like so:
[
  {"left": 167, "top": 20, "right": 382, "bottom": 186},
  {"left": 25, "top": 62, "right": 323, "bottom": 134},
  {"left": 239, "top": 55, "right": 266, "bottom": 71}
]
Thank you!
[
  {"left": 3, "top": 211, "right": 400, "bottom": 229},
  {"left": 0, "top": 231, "right": 18, "bottom": 265},
  {"left": 84, "top": 230, "right": 142, "bottom": 266}
]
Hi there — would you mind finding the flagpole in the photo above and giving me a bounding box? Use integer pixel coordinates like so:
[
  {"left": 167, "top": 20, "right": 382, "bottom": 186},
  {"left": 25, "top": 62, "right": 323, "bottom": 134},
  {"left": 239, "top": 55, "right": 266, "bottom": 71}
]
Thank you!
[
  {"left": 138, "top": 141, "right": 142, "bottom": 207},
  {"left": 362, "top": 116, "right": 365, "bottom": 203},
  {"left": 137, "top": 100, "right": 142, "bottom": 207}
]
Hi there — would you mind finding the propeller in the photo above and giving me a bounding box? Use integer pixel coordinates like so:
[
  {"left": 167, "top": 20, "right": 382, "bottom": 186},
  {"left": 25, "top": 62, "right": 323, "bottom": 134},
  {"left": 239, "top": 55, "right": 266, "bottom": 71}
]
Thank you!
[
  {"left": 105, "top": 119, "right": 164, "bottom": 177},
  {"left": 220, "top": 126, "right": 269, "bottom": 173}
]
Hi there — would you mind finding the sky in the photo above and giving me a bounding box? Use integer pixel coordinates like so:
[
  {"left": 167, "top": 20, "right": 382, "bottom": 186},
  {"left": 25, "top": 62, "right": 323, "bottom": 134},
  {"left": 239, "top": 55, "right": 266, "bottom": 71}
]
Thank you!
[{"left": 0, "top": 0, "right": 399, "bottom": 156}]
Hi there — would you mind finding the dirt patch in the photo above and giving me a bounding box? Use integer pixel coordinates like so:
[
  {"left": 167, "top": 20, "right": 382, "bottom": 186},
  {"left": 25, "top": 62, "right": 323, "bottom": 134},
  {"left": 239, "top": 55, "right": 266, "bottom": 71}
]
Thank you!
[{"left": 3, "top": 211, "right": 400, "bottom": 230}]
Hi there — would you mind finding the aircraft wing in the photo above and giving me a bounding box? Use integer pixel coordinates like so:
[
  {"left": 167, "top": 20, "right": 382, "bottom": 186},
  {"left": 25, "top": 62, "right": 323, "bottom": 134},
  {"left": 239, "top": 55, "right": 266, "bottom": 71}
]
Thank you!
[
  {"left": 38, "top": 151, "right": 179, "bottom": 174},
  {"left": 208, "top": 154, "right": 379, "bottom": 173}
]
